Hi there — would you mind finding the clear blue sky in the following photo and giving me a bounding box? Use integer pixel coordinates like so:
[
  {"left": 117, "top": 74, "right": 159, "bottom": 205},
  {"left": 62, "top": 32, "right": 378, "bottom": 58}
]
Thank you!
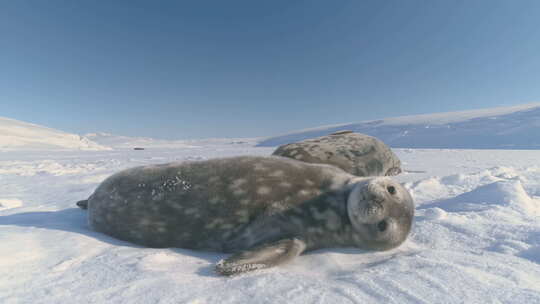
[{"left": 2, "top": 0, "right": 540, "bottom": 139}]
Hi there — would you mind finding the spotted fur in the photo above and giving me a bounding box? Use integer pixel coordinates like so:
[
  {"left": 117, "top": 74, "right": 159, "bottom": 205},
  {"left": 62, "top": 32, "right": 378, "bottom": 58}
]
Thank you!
[
  {"left": 273, "top": 131, "right": 402, "bottom": 177},
  {"left": 79, "top": 156, "right": 414, "bottom": 275}
]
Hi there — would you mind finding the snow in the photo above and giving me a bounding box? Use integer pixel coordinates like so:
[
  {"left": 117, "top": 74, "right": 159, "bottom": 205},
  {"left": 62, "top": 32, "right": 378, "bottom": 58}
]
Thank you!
[
  {"left": 84, "top": 132, "right": 198, "bottom": 149},
  {"left": 0, "top": 117, "right": 110, "bottom": 151},
  {"left": 0, "top": 116, "right": 262, "bottom": 152},
  {"left": 258, "top": 103, "right": 540, "bottom": 149},
  {"left": 85, "top": 132, "right": 262, "bottom": 150},
  {"left": 1, "top": 140, "right": 540, "bottom": 303}
]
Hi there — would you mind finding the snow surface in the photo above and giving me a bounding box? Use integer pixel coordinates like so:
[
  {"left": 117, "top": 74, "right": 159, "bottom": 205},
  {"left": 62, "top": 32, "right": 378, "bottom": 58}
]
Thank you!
[
  {"left": 258, "top": 103, "right": 540, "bottom": 149},
  {"left": 0, "top": 117, "right": 110, "bottom": 151},
  {"left": 1, "top": 140, "right": 540, "bottom": 303}
]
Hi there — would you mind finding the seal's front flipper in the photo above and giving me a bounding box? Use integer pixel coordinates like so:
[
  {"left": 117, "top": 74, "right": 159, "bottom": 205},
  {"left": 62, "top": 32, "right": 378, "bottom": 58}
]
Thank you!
[
  {"left": 76, "top": 200, "right": 88, "bottom": 210},
  {"left": 215, "top": 238, "right": 306, "bottom": 276}
]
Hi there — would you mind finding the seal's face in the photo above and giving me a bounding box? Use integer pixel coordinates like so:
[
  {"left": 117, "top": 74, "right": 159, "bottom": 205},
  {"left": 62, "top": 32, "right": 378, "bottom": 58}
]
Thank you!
[{"left": 347, "top": 177, "right": 414, "bottom": 250}]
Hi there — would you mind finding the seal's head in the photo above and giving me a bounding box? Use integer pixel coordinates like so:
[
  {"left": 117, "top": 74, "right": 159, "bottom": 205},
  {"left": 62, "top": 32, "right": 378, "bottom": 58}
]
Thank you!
[{"left": 347, "top": 177, "right": 414, "bottom": 250}]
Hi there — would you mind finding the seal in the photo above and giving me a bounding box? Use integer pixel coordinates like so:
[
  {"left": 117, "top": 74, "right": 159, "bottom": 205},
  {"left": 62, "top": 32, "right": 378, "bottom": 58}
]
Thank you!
[
  {"left": 272, "top": 130, "right": 402, "bottom": 177},
  {"left": 77, "top": 156, "right": 414, "bottom": 275}
]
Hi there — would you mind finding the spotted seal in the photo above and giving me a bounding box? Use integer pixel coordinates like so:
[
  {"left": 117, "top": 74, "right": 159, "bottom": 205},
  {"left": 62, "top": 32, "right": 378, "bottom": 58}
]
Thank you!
[
  {"left": 273, "top": 130, "right": 402, "bottom": 177},
  {"left": 77, "top": 156, "right": 414, "bottom": 275}
]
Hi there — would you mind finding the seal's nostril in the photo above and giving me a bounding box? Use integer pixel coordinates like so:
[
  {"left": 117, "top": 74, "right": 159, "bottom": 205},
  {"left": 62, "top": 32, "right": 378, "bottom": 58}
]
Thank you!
[
  {"left": 387, "top": 186, "right": 396, "bottom": 195},
  {"left": 377, "top": 220, "right": 388, "bottom": 232}
]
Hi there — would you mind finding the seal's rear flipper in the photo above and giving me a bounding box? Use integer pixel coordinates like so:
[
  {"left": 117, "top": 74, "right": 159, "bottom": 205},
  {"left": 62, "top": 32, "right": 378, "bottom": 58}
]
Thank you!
[
  {"left": 76, "top": 200, "right": 88, "bottom": 210},
  {"left": 215, "top": 238, "right": 306, "bottom": 276}
]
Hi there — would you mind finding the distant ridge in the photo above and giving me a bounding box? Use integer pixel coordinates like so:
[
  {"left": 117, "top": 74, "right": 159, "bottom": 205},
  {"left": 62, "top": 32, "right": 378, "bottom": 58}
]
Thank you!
[
  {"left": 84, "top": 132, "right": 199, "bottom": 149},
  {"left": 85, "top": 132, "right": 261, "bottom": 149},
  {"left": 0, "top": 117, "right": 110, "bottom": 151},
  {"left": 258, "top": 103, "right": 540, "bottom": 149}
]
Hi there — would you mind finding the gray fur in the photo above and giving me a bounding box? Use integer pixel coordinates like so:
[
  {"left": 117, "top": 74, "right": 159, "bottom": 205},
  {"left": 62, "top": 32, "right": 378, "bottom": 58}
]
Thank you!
[
  {"left": 80, "top": 156, "right": 414, "bottom": 275},
  {"left": 272, "top": 131, "right": 402, "bottom": 177}
]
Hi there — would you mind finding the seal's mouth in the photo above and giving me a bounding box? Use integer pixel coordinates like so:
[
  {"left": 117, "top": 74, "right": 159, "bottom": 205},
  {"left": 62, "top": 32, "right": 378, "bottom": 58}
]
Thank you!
[{"left": 361, "top": 197, "right": 383, "bottom": 217}]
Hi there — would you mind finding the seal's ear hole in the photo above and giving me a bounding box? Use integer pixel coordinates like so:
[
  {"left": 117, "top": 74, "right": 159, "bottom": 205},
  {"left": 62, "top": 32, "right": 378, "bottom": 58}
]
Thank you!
[
  {"left": 387, "top": 186, "right": 396, "bottom": 195},
  {"left": 377, "top": 220, "right": 388, "bottom": 232}
]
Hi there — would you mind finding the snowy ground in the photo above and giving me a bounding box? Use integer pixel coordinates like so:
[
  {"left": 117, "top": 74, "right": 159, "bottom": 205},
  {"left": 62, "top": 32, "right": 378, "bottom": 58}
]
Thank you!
[{"left": 1, "top": 143, "right": 540, "bottom": 303}]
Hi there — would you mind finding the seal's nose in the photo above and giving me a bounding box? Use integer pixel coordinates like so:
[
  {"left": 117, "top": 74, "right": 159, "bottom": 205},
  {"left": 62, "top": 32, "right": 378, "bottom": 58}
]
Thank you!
[
  {"left": 366, "top": 181, "right": 387, "bottom": 202},
  {"left": 377, "top": 220, "right": 388, "bottom": 232},
  {"left": 366, "top": 177, "right": 395, "bottom": 199},
  {"left": 367, "top": 193, "right": 385, "bottom": 206}
]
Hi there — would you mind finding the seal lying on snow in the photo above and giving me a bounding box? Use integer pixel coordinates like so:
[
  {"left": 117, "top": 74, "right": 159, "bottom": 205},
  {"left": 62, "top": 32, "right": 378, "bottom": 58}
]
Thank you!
[
  {"left": 273, "top": 130, "right": 402, "bottom": 177},
  {"left": 77, "top": 156, "right": 414, "bottom": 275}
]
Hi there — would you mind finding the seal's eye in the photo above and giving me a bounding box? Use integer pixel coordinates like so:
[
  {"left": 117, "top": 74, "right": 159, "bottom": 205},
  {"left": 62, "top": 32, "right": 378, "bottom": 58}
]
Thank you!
[
  {"left": 377, "top": 220, "right": 388, "bottom": 232},
  {"left": 387, "top": 186, "right": 396, "bottom": 195}
]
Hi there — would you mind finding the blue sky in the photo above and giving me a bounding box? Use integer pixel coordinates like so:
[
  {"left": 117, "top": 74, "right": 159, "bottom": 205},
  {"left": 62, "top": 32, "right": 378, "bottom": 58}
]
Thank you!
[{"left": 2, "top": 0, "right": 540, "bottom": 139}]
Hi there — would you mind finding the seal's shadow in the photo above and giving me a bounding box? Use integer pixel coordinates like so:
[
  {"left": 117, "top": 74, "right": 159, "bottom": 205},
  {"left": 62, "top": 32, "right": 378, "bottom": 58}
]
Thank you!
[
  {"left": 0, "top": 208, "right": 224, "bottom": 277},
  {"left": 0, "top": 208, "right": 93, "bottom": 235},
  {"left": 0, "top": 209, "right": 411, "bottom": 278}
]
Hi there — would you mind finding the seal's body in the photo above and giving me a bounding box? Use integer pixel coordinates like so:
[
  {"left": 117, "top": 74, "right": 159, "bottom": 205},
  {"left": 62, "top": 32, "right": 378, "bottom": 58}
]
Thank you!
[
  {"left": 79, "top": 156, "right": 414, "bottom": 275},
  {"left": 273, "top": 131, "right": 402, "bottom": 177}
]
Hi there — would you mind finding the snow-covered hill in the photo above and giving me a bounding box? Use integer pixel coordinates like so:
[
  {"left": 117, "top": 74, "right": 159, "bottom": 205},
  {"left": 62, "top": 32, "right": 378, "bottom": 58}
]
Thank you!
[
  {"left": 85, "top": 132, "right": 261, "bottom": 150},
  {"left": 0, "top": 117, "right": 110, "bottom": 151},
  {"left": 84, "top": 132, "right": 199, "bottom": 150},
  {"left": 258, "top": 103, "right": 540, "bottom": 149}
]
